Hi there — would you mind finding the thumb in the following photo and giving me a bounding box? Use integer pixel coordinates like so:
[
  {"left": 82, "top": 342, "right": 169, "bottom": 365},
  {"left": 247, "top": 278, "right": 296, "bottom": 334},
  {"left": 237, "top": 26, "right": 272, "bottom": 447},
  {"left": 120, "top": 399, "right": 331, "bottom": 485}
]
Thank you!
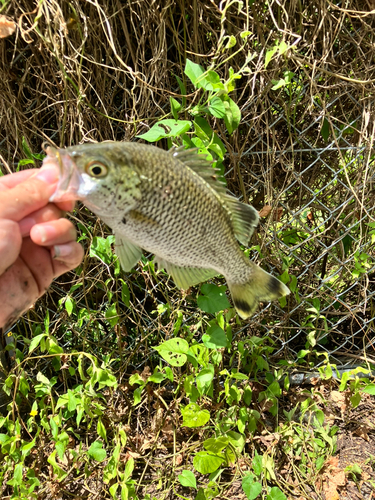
[
  {"left": 0, "top": 167, "right": 59, "bottom": 221},
  {"left": 0, "top": 220, "right": 22, "bottom": 275}
]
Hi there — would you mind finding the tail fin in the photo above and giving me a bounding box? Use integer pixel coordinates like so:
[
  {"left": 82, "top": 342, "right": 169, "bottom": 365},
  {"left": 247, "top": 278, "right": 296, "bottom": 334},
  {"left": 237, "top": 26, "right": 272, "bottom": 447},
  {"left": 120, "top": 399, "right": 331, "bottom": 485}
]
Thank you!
[{"left": 228, "top": 265, "right": 289, "bottom": 319}]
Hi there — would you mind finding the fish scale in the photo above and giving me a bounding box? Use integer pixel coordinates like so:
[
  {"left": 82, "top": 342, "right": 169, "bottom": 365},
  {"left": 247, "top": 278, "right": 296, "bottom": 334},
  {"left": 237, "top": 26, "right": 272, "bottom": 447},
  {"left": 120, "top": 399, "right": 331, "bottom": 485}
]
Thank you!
[{"left": 45, "top": 141, "right": 290, "bottom": 318}]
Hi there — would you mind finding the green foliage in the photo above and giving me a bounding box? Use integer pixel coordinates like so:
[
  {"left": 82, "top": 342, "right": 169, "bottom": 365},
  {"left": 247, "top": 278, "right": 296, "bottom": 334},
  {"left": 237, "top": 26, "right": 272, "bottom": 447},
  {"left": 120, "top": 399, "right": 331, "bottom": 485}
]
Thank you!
[
  {"left": 178, "top": 470, "right": 197, "bottom": 489},
  {"left": 18, "top": 137, "right": 45, "bottom": 168},
  {"left": 135, "top": 55, "right": 246, "bottom": 184},
  {"left": 197, "top": 284, "right": 231, "bottom": 315},
  {"left": 154, "top": 338, "right": 189, "bottom": 367}
]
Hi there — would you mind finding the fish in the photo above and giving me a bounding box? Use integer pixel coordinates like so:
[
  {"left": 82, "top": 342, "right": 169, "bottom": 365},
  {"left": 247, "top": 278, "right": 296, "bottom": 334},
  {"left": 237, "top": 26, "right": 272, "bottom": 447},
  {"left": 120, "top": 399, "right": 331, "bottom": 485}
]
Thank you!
[{"left": 43, "top": 141, "right": 289, "bottom": 318}]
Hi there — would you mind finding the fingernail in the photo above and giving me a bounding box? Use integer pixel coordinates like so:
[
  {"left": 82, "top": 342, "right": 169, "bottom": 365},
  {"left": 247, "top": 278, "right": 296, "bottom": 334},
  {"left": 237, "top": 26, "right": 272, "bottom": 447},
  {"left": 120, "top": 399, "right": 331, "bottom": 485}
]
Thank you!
[
  {"left": 52, "top": 243, "right": 74, "bottom": 259},
  {"left": 32, "top": 224, "right": 57, "bottom": 244},
  {"left": 18, "top": 217, "right": 36, "bottom": 237},
  {"left": 34, "top": 166, "right": 59, "bottom": 184}
]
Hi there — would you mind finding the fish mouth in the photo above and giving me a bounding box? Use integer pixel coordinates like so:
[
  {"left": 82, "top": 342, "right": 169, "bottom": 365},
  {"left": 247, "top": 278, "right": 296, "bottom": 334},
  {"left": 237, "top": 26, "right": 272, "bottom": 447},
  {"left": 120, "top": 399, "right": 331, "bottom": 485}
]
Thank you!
[{"left": 42, "top": 143, "right": 82, "bottom": 203}]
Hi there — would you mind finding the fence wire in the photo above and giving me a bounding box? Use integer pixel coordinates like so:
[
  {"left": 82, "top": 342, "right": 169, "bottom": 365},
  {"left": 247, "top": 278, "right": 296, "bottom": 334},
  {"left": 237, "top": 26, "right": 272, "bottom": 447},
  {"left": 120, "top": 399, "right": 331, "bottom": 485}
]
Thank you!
[{"left": 7, "top": 89, "right": 375, "bottom": 372}]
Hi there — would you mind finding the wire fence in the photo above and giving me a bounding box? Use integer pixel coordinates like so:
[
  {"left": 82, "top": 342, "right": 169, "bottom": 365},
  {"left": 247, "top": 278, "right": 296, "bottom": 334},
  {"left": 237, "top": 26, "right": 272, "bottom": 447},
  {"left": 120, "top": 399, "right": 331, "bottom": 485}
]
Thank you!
[
  {"left": 7, "top": 89, "right": 375, "bottom": 372},
  {"left": 235, "top": 80, "right": 375, "bottom": 367}
]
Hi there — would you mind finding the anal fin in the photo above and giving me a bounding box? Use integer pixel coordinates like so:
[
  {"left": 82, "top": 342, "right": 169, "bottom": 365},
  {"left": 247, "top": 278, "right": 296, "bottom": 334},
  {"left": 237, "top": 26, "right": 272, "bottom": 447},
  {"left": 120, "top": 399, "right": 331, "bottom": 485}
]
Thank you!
[{"left": 155, "top": 256, "right": 219, "bottom": 289}]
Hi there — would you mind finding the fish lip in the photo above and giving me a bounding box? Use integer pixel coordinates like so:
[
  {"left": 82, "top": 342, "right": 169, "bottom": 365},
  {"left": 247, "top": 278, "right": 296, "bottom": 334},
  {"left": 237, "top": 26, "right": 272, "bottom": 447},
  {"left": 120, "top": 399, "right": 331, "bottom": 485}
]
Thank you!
[{"left": 43, "top": 146, "right": 82, "bottom": 203}]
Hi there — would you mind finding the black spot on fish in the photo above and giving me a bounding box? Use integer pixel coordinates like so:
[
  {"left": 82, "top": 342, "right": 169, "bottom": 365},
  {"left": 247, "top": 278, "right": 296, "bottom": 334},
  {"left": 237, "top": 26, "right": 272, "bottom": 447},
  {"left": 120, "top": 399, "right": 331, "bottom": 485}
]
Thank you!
[
  {"left": 233, "top": 298, "right": 255, "bottom": 315},
  {"left": 122, "top": 216, "right": 127, "bottom": 225},
  {"left": 267, "top": 276, "right": 285, "bottom": 296}
]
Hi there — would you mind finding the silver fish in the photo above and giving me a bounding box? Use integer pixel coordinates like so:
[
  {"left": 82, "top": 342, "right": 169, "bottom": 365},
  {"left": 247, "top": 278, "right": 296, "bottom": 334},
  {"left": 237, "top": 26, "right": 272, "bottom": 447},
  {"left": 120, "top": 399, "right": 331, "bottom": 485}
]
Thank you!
[{"left": 43, "top": 142, "right": 289, "bottom": 318}]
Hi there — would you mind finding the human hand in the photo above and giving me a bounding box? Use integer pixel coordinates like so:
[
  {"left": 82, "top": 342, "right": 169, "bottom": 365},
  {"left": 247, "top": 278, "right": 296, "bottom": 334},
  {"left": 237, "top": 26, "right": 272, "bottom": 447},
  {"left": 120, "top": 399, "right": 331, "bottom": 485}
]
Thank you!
[{"left": 0, "top": 166, "right": 84, "bottom": 330}]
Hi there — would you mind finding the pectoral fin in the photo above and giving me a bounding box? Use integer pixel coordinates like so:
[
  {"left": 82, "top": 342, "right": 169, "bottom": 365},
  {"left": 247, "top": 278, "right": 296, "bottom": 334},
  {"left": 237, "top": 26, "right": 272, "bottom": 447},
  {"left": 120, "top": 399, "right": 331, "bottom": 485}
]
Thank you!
[
  {"left": 115, "top": 234, "right": 143, "bottom": 271},
  {"left": 155, "top": 256, "right": 219, "bottom": 289}
]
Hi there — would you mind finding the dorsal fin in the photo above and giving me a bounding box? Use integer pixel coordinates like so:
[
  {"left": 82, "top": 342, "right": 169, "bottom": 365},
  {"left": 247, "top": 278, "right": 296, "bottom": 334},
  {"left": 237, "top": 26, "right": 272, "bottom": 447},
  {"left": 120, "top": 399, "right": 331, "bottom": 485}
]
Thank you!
[
  {"left": 169, "top": 146, "right": 227, "bottom": 196},
  {"left": 170, "top": 146, "right": 259, "bottom": 246},
  {"left": 223, "top": 194, "right": 259, "bottom": 246}
]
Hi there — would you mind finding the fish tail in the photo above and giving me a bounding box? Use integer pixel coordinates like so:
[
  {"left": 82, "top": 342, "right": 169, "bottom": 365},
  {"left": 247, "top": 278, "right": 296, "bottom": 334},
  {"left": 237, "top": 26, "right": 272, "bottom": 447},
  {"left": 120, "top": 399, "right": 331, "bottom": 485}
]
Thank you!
[{"left": 227, "top": 265, "right": 290, "bottom": 319}]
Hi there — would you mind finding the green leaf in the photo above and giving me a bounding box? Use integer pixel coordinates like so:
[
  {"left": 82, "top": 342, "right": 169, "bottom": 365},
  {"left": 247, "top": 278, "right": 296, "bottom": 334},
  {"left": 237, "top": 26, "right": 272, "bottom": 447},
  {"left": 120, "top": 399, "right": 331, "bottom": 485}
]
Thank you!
[
  {"left": 265, "top": 46, "right": 278, "bottom": 68},
  {"left": 29, "top": 333, "right": 47, "bottom": 354},
  {"left": 197, "top": 284, "right": 231, "bottom": 314},
  {"left": 65, "top": 296, "right": 74, "bottom": 316},
  {"left": 252, "top": 451, "right": 263, "bottom": 476},
  {"left": 278, "top": 40, "right": 288, "bottom": 55},
  {"left": 266, "top": 487, "right": 287, "bottom": 500},
  {"left": 47, "top": 451, "right": 68, "bottom": 481},
  {"left": 202, "top": 323, "right": 227, "bottom": 349},
  {"left": 350, "top": 391, "right": 361, "bottom": 408},
  {"left": 136, "top": 119, "right": 191, "bottom": 142},
  {"left": 8, "top": 463, "right": 23, "bottom": 486},
  {"left": 363, "top": 383, "right": 375, "bottom": 395},
  {"left": 193, "top": 116, "right": 226, "bottom": 159},
  {"left": 124, "top": 456, "right": 135, "bottom": 481},
  {"left": 178, "top": 470, "right": 197, "bottom": 489},
  {"left": 203, "top": 436, "right": 229, "bottom": 453},
  {"left": 154, "top": 337, "right": 189, "bottom": 367},
  {"left": 196, "top": 365, "right": 214, "bottom": 394},
  {"left": 103, "top": 443, "right": 121, "bottom": 483},
  {"left": 18, "top": 158, "right": 35, "bottom": 166},
  {"left": 55, "top": 440, "right": 66, "bottom": 460},
  {"left": 227, "top": 430, "right": 245, "bottom": 453},
  {"left": 181, "top": 402, "right": 210, "bottom": 428},
  {"left": 271, "top": 78, "right": 286, "bottom": 90},
  {"left": 90, "top": 235, "right": 114, "bottom": 265},
  {"left": 223, "top": 97, "right": 241, "bottom": 134},
  {"left": 316, "top": 455, "right": 325, "bottom": 470},
  {"left": 321, "top": 118, "right": 330, "bottom": 141},
  {"left": 67, "top": 390, "right": 77, "bottom": 412},
  {"left": 133, "top": 386, "right": 143, "bottom": 405},
  {"left": 175, "top": 74, "right": 187, "bottom": 95},
  {"left": 208, "top": 96, "right": 226, "bottom": 118},
  {"left": 97, "top": 418, "right": 107, "bottom": 442},
  {"left": 193, "top": 451, "right": 224, "bottom": 474},
  {"left": 87, "top": 440, "right": 107, "bottom": 462},
  {"left": 242, "top": 473, "right": 262, "bottom": 500},
  {"left": 195, "top": 488, "right": 206, "bottom": 500},
  {"left": 22, "top": 136, "right": 33, "bottom": 158},
  {"left": 224, "top": 35, "right": 237, "bottom": 49},
  {"left": 21, "top": 439, "right": 35, "bottom": 457},
  {"left": 148, "top": 371, "right": 165, "bottom": 384},
  {"left": 164, "top": 366, "right": 174, "bottom": 382},
  {"left": 244, "top": 386, "right": 252, "bottom": 406},
  {"left": 170, "top": 97, "right": 182, "bottom": 119},
  {"left": 129, "top": 373, "right": 144, "bottom": 386},
  {"left": 121, "top": 281, "right": 130, "bottom": 307},
  {"left": 205, "top": 70, "right": 225, "bottom": 90},
  {"left": 184, "top": 59, "right": 206, "bottom": 88},
  {"left": 185, "top": 59, "right": 204, "bottom": 83},
  {"left": 105, "top": 303, "right": 119, "bottom": 327}
]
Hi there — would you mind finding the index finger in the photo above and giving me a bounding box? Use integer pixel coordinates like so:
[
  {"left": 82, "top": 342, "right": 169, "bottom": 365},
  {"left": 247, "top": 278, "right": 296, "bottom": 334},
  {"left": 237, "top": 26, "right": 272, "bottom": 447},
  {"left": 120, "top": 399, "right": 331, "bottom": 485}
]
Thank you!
[
  {"left": 0, "top": 168, "right": 59, "bottom": 221},
  {"left": 0, "top": 168, "right": 75, "bottom": 213},
  {"left": 0, "top": 169, "right": 38, "bottom": 190}
]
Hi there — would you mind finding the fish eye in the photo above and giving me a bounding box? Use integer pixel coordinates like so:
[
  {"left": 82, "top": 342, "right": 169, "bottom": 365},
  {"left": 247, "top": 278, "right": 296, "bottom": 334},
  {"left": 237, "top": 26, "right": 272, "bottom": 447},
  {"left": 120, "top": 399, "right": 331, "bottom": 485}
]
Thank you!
[{"left": 85, "top": 161, "right": 108, "bottom": 178}]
